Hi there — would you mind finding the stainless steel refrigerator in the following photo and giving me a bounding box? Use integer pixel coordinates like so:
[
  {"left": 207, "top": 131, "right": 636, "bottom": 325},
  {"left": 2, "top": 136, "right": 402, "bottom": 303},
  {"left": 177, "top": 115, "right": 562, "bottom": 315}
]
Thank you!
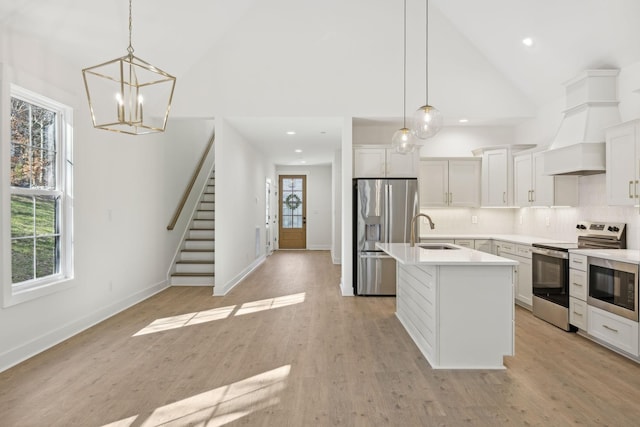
[{"left": 353, "top": 178, "right": 419, "bottom": 295}]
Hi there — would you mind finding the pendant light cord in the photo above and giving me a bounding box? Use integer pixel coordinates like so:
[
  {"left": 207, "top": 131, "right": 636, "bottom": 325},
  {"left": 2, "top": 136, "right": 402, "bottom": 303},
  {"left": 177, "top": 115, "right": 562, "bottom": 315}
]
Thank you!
[
  {"left": 425, "top": 0, "right": 429, "bottom": 104},
  {"left": 402, "top": 0, "right": 407, "bottom": 128},
  {"left": 127, "top": 0, "right": 134, "bottom": 56}
]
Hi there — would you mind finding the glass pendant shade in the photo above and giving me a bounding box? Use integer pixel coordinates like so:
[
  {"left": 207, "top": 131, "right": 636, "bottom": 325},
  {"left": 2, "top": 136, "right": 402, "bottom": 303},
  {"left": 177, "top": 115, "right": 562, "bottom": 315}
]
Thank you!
[
  {"left": 413, "top": 104, "right": 443, "bottom": 139},
  {"left": 82, "top": 54, "right": 176, "bottom": 135},
  {"left": 391, "top": 127, "right": 417, "bottom": 154}
]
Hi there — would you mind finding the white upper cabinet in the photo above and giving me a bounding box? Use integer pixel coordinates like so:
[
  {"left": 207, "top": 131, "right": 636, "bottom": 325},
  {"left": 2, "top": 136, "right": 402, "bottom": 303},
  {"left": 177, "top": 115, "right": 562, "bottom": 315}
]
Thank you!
[
  {"left": 419, "top": 158, "right": 481, "bottom": 207},
  {"left": 353, "top": 147, "right": 419, "bottom": 178},
  {"left": 479, "top": 148, "right": 510, "bottom": 206},
  {"left": 606, "top": 120, "right": 640, "bottom": 208},
  {"left": 514, "top": 151, "right": 578, "bottom": 207}
]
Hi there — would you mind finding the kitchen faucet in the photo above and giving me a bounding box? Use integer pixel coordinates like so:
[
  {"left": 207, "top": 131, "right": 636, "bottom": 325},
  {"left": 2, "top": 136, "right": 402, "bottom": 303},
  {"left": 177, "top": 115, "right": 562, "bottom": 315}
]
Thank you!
[{"left": 410, "top": 213, "right": 435, "bottom": 247}]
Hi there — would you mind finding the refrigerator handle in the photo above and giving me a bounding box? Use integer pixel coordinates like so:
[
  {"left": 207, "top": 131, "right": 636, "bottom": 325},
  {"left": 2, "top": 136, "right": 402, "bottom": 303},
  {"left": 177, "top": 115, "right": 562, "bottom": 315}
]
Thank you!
[{"left": 386, "top": 183, "right": 392, "bottom": 243}]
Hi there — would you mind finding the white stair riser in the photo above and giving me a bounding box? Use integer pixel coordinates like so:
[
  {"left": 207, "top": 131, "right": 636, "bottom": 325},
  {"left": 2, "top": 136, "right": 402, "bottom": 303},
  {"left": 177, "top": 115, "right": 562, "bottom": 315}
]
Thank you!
[
  {"left": 189, "top": 229, "right": 215, "bottom": 239},
  {"left": 202, "top": 194, "right": 214, "bottom": 202},
  {"left": 192, "top": 219, "right": 214, "bottom": 229},
  {"left": 184, "top": 240, "right": 214, "bottom": 250},
  {"left": 206, "top": 185, "right": 215, "bottom": 192},
  {"left": 180, "top": 251, "right": 215, "bottom": 262},
  {"left": 199, "top": 202, "right": 214, "bottom": 211},
  {"left": 196, "top": 211, "right": 214, "bottom": 220},
  {"left": 171, "top": 276, "right": 214, "bottom": 286},
  {"left": 176, "top": 263, "right": 214, "bottom": 274}
]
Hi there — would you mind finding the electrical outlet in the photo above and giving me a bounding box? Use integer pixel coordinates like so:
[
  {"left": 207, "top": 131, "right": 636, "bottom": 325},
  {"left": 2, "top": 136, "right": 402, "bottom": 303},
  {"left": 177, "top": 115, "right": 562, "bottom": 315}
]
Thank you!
[
  {"left": 519, "top": 215, "right": 523, "bottom": 225},
  {"left": 545, "top": 216, "right": 550, "bottom": 227},
  {"left": 471, "top": 215, "right": 478, "bottom": 224}
]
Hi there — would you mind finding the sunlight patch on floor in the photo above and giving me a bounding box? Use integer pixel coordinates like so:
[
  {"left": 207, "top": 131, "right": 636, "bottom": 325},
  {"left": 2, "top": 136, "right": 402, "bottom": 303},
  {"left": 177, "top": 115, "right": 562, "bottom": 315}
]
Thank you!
[
  {"left": 132, "top": 292, "right": 306, "bottom": 336},
  {"left": 235, "top": 292, "right": 306, "bottom": 316},
  {"left": 133, "top": 305, "right": 236, "bottom": 336},
  {"left": 101, "top": 365, "right": 291, "bottom": 427}
]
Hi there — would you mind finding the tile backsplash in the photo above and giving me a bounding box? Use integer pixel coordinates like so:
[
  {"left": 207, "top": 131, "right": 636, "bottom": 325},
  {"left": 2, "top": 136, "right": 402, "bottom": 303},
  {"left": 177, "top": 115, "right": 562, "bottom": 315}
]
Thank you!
[{"left": 420, "top": 174, "right": 640, "bottom": 249}]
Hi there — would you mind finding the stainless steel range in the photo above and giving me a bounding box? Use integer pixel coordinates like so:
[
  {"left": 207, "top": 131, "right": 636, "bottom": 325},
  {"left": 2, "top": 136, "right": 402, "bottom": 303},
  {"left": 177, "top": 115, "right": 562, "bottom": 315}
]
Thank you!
[{"left": 531, "top": 221, "right": 627, "bottom": 331}]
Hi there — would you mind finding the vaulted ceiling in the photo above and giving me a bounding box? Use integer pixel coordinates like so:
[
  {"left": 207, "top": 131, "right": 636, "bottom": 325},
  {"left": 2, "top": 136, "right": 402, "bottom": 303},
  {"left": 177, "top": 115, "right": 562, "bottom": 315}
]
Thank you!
[{"left": 2, "top": 0, "right": 639, "bottom": 164}]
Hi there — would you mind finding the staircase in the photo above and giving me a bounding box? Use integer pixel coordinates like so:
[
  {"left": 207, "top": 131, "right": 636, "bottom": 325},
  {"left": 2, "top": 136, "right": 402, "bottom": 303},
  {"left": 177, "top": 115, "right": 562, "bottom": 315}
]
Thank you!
[{"left": 170, "top": 171, "right": 215, "bottom": 286}]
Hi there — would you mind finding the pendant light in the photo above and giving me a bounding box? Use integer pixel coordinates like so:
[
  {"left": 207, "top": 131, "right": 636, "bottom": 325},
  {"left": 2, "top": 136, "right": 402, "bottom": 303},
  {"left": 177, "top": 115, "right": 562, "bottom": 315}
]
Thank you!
[
  {"left": 412, "top": 0, "right": 443, "bottom": 139},
  {"left": 82, "top": 0, "right": 176, "bottom": 135},
  {"left": 392, "top": 0, "right": 417, "bottom": 154}
]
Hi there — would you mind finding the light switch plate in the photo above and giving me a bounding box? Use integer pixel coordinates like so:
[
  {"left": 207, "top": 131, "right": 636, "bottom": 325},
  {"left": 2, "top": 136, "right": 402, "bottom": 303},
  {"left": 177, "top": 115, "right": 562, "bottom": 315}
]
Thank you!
[{"left": 471, "top": 215, "right": 478, "bottom": 224}]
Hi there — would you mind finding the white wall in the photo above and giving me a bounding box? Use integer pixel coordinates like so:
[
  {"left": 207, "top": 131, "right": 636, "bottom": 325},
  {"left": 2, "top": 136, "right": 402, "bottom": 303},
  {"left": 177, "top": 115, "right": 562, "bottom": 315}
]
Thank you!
[
  {"left": 332, "top": 149, "right": 342, "bottom": 264},
  {"left": 214, "top": 120, "right": 276, "bottom": 295},
  {"left": 173, "top": 0, "right": 533, "bottom": 121},
  {"left": 0, "top": 30, "right": 215, "bottom": 372},
  {"left": 276, "top": 165, "right": 333, "bottom": 250}
]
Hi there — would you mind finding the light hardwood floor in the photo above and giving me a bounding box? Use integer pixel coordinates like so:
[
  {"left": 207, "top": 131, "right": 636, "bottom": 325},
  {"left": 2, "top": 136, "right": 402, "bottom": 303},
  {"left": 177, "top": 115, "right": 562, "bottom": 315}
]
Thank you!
[{"left": 1, "top": 250, "right": 640, "bottom": 426}]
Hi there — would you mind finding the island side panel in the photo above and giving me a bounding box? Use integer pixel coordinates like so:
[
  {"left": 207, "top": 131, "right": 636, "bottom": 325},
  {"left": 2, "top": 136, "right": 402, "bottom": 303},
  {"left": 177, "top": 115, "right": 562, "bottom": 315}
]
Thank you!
[
  {"left": 438, "top": 265, "right": 514, "bottom": 369},
  {"left": 396, "top": 264, "right": 438, "bottom": 367}
]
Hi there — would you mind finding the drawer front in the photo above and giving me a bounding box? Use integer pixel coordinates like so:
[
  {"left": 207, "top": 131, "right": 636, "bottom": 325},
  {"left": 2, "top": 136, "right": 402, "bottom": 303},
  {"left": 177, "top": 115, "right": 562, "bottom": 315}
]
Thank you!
[
  {"left": 515, "top": 244, "right": 531, "bottom": 258},
  {"left": 569, "top": 268, "right": 588, "bottom": 301},
  {"left": 569, "top": 297, "right": 588, "bottom": 330},
  {"left": 569, "top": 254, "right": 587, "bottom": 271},
  {"left": 454, "top": 239, "right": 473, "bottom": 248},
  {"left": 588, "top": 306, "right": 639, "bottom": 356},
  {"left": 497, "top": 241, "right": 515, "bottom": 256}
]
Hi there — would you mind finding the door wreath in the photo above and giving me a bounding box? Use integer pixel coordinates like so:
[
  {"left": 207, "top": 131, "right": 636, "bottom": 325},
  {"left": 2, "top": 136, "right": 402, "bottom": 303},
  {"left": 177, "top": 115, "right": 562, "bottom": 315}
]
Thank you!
[{"left": 285, "top": 193, "right": 302, "bottom": 210}]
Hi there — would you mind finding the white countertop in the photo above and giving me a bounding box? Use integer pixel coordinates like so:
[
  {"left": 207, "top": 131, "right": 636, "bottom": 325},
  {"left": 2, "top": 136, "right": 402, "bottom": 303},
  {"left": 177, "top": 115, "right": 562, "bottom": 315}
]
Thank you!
[
  {"left": 376, "top": 243, "right": 519, "bottom": 266},
  {"left": 570, "top": 249, "right": 640, "bottom": 264},
  {"left": 419, "top": 233, "right": 570, "bottom": 246}
]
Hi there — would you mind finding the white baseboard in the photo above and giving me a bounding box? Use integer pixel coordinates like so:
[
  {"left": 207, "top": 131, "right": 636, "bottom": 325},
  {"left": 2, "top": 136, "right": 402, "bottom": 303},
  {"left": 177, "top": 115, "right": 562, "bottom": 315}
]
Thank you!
[
  {"left": 0, "top": 279, "right": 169, "bottom": 373},
  {"left": 306, "top": 245, "right": 331, "bottom": 251},
  {"left": 340, "top": 277, "right": 354, "bottom": 296},
  {"left": 214, "top": 256, "right": 265, "bottom": 296}
]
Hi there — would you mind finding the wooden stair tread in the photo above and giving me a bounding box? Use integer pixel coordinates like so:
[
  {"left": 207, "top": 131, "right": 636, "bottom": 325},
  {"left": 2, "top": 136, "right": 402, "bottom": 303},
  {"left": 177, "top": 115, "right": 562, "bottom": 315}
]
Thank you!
[{"left": 171, "top": 272, "right": 214, "bottom": 277}]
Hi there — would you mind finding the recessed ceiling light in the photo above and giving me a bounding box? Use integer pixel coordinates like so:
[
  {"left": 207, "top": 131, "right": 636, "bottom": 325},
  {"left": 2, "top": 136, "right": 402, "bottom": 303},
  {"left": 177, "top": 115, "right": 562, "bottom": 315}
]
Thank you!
[
  {"left": 286, "top": 131, "right": 296, "bottom": 135},
  {"left": 522, "top": 37, "right": 534, "bottom": 47},
  {"left": 459, "top": 118, "right": 469, "bottom": 123},
  {"left": 295, "top": 149, "right": 302, "bottom": 153}
]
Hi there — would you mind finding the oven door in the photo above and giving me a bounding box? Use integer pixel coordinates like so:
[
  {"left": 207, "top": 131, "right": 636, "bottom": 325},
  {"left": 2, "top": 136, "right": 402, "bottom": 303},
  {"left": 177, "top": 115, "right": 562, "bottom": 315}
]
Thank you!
[
  {"left": 587, "top": 257, "right": 638, "bottom": 321},
  {"left": 531, "top": 247, "right": 570, "bottom": 307}
]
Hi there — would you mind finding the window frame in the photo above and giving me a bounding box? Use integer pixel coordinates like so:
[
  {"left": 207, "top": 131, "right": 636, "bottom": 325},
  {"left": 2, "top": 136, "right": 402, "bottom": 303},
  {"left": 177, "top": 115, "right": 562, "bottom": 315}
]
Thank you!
[{"left": 2, "top": 84, "right": 74, "bottom": 307}]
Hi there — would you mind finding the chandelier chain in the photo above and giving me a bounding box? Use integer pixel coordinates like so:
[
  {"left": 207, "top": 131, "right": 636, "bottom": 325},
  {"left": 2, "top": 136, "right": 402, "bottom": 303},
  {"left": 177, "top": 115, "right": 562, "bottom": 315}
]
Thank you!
[{"left": 127, "top": 0, "right": 134, "bottom": 56}]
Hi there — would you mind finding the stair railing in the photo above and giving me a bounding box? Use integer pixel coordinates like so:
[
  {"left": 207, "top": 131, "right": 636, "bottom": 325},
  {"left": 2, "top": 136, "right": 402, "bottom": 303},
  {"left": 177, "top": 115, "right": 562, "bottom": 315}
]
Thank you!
[{"left": 167, "top": 131, "right": 215, "bottom": 230}]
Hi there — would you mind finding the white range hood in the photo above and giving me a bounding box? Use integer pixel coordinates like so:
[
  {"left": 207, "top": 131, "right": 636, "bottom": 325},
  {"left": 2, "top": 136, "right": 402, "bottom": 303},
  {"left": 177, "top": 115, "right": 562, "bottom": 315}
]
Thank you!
[{"left": 543, "top": 70, "right": 621, "bottom": 176}]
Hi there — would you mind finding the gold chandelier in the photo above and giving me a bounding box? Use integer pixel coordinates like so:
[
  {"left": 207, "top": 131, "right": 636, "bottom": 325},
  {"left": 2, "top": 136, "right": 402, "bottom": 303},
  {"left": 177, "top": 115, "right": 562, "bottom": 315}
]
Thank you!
[{"left": 82, "top": 0, "right": 176, "bottom": 135}]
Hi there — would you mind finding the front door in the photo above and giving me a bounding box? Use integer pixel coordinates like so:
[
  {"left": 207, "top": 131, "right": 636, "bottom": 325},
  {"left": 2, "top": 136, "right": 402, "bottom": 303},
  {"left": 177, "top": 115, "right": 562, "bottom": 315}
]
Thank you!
[{"left": 278, "top": 175, "right": 306, "bottom": 249}]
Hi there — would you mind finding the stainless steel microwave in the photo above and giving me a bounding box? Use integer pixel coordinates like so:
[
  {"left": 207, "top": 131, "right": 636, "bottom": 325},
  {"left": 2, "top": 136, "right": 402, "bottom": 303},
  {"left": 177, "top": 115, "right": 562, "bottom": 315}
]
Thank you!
[{"left": 588, "top": 257, "right": 639, "bottom": 321}]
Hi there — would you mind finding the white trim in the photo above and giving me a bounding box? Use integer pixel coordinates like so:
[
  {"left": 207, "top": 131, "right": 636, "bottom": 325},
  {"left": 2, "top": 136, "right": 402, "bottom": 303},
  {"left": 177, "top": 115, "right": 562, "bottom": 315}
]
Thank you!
[
  {"left": 307, "top": 245, "right": 331, "bottom": 250},
  {"left": 0, "top": 279, "right": 169, "bottom": 373},
  {"left": 213, "top": 255, "right": 265, "bottom": 296}
]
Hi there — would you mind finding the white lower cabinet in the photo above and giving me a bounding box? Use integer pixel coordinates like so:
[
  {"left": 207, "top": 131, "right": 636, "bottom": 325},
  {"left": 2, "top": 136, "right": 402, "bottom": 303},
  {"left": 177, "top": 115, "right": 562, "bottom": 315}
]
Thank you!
[
  {"left": 495, "top": 241, "right": 532, "bottom": 309},
  {"left": 569, "top": 298, "right": 588, "bottom": 330},
  {"left": 588, "top": 306, "right": 639, "bottom": 357},
  {"left": 569, "top": 253, "right": 588, "bottom": 329},
  {"left": 453, "top": 239, "right": 473, "bottom": 249},
  {"left": 474, "top": 239, "right": 493, "bottom": 254}
]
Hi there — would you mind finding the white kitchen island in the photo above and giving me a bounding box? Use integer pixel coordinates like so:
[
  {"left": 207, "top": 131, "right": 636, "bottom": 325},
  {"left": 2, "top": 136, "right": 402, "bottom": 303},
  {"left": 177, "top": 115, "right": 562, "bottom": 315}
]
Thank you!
[{"left": 377, "top": 242, "right": 518, "bottom": 370}]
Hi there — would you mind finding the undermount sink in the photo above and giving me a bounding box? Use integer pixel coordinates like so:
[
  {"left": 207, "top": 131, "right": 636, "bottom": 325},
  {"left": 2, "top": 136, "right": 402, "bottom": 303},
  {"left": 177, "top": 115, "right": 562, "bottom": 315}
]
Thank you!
[{"left": 417, "top": 243, "right": 460, "bottom": 250}]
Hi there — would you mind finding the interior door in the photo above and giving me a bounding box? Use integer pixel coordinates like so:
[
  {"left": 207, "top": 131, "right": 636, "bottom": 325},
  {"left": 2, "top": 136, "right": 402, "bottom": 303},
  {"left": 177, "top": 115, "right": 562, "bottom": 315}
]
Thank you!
[{"left": 278, "top": 175, "right": 306, "bottom": 249}]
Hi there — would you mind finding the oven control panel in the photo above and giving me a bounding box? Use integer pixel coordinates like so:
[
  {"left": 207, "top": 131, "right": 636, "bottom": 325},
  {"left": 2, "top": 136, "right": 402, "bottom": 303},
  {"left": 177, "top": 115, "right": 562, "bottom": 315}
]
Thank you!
[{"left": 576, "top": 221, "right": 626, "bottom": 240}]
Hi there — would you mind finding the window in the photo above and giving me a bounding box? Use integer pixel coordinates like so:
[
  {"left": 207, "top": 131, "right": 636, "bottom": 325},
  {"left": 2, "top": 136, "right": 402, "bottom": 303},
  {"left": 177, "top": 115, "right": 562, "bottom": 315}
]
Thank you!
[{"left": 3, "top": 85, "right": 73, "bottom": 305}]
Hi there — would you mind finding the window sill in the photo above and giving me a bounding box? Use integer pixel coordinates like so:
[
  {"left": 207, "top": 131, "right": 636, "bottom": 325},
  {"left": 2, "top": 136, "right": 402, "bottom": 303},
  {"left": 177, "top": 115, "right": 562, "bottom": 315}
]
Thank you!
[{"left": 2, "top": 276, "right": 75, "bottom": 308}]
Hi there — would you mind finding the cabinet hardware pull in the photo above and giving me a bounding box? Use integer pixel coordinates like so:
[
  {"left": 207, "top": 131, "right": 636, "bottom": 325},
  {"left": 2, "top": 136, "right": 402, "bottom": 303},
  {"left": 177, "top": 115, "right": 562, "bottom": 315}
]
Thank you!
[
  {"left": 573, "top": 311, "right": 582, "bottom": 316},
  {"left": 503, "top": 191, "right": 506, "bottom": 204},
  {"left": 449, "top": 192, "right": 453, "bottom": 204},
  {"left": 630, "top": 181, "right": 634, "bottom": 199},
  {"left": 572, "top": 282, "right": 583, "bottom": 287},
  {"left": 573, "top": 260, "right": 583, "bottom": 264},
  {"left": 635, "top": 180, "right": 639, "bottom": 199},
  {"left": 603, "top": 324, "right": 619, "bottom": 333},
  {"left": 531, "top": 189, "right": 535, "bottom": 202}
]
